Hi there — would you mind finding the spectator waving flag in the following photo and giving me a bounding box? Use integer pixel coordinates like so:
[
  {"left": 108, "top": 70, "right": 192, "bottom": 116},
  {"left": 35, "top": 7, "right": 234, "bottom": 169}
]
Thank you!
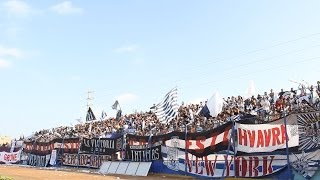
[
  {"left": 154, "top": 87, "right": 179, "bottom": 124},
  {"left": 86, "top": 107, "right": 96, "bottom": 121},
  {"left": 100, "top": 110, "right": 107, "bottom": 121},
  {"left": 199, "top": 92, "right": 223, "bottom": 118},
  {"left": 112, "top": 100, "right": 120, "bottom": 110}
]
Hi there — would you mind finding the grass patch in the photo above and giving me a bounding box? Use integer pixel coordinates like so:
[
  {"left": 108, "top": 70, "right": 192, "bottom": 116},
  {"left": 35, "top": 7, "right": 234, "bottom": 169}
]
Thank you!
[{"left": 0, "top": 176, "right": 13, "bottom": 180}]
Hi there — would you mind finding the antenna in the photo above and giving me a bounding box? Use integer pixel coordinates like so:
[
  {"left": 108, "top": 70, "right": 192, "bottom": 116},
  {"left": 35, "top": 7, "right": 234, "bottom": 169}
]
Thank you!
[{"left": 86, "top": 91, "right": 94, "bottom": 109}]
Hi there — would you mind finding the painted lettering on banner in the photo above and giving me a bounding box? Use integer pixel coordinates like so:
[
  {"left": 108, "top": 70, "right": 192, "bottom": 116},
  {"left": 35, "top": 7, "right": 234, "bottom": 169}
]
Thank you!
[
  {"left": 80, "top": 136, "right": 122, "bottom": 155},
  {"left": 236, "top": 115, "right": 299, "bottom": 153},
  {"left": 128, "top": 121, "right": 233, "bottom": 157},
  {"left": 0, "top": 151, "right": 21, "bottom": 164},
  {"left": 62, "top": 153, "right": 111, "bottom": 168},
  {"left": 162, "top": 147, "right": 287, "bottom": 178},
  {"left": 126, "top": 142, "right": 161, "bottom": 161},
  {"left": 27, "top": 153, "right": 51, "bottom": 167}
]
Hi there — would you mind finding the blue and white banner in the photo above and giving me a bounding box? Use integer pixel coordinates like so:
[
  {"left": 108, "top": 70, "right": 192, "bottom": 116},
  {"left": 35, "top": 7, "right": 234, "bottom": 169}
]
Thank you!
[
  {"left": 290, "top": 149, "right": 320, "bottom": 179},
  {"left": 161, "top": 146, "right": 287, "bottom": 178}
]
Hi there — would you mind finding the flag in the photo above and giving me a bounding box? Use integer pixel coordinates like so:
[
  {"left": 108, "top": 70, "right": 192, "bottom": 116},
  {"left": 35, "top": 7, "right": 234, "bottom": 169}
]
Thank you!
[
  {"left": 116, "top": 109, "right": 122, "bottom": 120},
  {"left": 112, "top": 100, "right": 119, "bottom": 110},
  {"left": 86, "top": 107, "right": 96, "bottom": 121},
  {"left": 199, "top": 92, "right": 223, "bottom": 118},
  {"left": 245, "top": 80, "right": 256, "bottom": 98},
  {"left": 154, "top": 87, "right": 179, "bottom": 124},
  {"left": 100, "top": 111, "right": 107, "bottom": 120}
]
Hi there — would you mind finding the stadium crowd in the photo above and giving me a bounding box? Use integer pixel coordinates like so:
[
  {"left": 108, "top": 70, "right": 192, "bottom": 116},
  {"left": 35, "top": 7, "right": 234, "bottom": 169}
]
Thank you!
[{"left": 23, "top": 81, "right": 320, "bottom": 143}]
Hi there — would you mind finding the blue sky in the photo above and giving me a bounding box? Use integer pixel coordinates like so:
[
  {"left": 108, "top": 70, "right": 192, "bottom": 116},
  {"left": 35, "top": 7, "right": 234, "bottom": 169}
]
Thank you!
[{"left": 1, "top": 0, "right": 320, "bottom": 138}]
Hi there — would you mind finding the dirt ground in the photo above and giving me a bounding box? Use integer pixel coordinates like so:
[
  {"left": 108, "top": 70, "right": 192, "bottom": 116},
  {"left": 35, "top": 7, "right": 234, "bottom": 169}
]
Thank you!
[{"left": 0, "top": 165, "right": 193, "bottom": 180}]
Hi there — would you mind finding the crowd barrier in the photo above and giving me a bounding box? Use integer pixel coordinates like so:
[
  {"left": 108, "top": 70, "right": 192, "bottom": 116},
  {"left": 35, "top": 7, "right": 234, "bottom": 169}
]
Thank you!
[{"left": 1, "top": 111, "right": 320, "bottom": 179}]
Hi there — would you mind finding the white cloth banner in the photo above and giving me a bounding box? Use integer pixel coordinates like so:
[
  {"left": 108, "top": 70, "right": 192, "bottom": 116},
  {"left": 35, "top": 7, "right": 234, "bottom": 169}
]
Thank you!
[
  {"left": 0, "top": 150, "right": 21, "bottom": 164},
  {"left": 49, "top": 149, "right": 57, "bottom": 165},
  {"left": 236, "top": 115, "right": 299, "bottom": 153}
]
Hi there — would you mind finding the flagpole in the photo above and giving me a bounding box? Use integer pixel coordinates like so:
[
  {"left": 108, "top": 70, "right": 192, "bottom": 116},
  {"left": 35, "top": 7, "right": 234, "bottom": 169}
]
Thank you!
[
  {"left": 283, "top": 110, "right": 293, "bottom": 180},
  {"left": 184, "top": 121, "right": 188, "bottom": 176},
  {"left": 232, "top": 118, "right": 236, "bottom": 178}
]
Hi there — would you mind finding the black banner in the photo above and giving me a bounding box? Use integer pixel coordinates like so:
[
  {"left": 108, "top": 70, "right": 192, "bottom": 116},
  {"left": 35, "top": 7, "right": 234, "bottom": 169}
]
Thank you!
[
  {"left": 27, "top": 153, "right": 51, "bottom": 167},
  {"left": 183, "top": 121, "right": 233, "bottom": 157},
  {"left": 62, "top": 153, "right": 111, "bottom": 168},
  {"left": 127, "top": 121, "right": 233, "bottom": 158},
  {"left": 80, "top": 136, "right": 123, "bottom": 155},
  {"left": 125, "top": 141, "right": 162, "bottom": 161}
]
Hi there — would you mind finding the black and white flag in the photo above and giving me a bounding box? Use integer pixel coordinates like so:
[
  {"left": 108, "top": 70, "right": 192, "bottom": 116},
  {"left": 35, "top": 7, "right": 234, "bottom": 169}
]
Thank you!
[
  {"left": 86, "top": 107, "right": 96, "bottom": 121},
  {"left": 112, "top": 100, "right": 119, "bottom": 110},
  {"left": 154, "top": 87, "right": 179, "bottom": 124},
  {"left": 100, "top": 110, "right": 107, "bottom": 121}
]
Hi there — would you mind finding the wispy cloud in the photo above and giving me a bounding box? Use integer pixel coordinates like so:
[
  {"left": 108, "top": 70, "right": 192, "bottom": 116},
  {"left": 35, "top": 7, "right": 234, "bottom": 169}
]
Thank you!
[
  {"left": 3, "top": 0, "right": 33, "bottom": 17},
  {"left": 115, "top": 44, "right": 139, "bottom": 53},
  {"left": 50, "top": 1, "right": 83, "bottom": 15},
  {"left": 115, "top": 93, "right": 139, "bottom": 104},
  {"left": 0, "top": 59, "right": 12, "bottom": 69},
  {"left": 0, "top": 45, "right": 24, "bottom": 59},
  {"left": 0, "top": 45, "right": 25, "bottom": 69}
]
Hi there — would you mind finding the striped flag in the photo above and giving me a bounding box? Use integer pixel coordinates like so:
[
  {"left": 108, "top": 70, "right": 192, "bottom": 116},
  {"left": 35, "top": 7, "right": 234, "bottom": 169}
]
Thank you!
[
  {"left": 100, "top": 110, "right": 107, "bottom": 121},
  {"left": 86, "top": 107, "right": 96, "bottom": 121},
  {"left": 154, "top": 87, "right": 179, "bottom": 124}
]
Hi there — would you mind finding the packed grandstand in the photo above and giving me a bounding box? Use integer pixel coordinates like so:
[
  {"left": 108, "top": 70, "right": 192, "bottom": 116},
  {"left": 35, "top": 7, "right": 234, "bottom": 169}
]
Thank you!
[
  {"left": 9, "top": 80, "right": 318, "bottom": 143},
  {"left": 1, "top": 80, "right": 320, "bottom": 179}
]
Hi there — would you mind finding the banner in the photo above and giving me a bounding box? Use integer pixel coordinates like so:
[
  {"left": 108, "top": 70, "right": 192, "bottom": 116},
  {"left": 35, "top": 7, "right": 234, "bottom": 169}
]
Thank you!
[
  {"left": 125, "top": 141, "right": 161, "bottom": 161},
  {"left": 0, "top": 150, "right": 21, "bottom": 164},
  {"left": 236, "top": 115, "right": 299, "bottom": 153},
  {"left": 290, "top": 149, "right": 320, "bottom": 179},
  {"left": 80, "top": 136, "right": 123, "bottom": 155},
  {"left": 63, "top": 153, "right": 111, "bottom": 168},
  {"left": 162, "top": 146, "right": 287, "bottom": 178},
  {"left": 27, "top": 153, "right": 51, "bottom": 167},
  {"left": 297, "top": 112, "right": 320, "bottom": 151},
  {"left": 166, "top": 122, "right": 232, "bottom": 157},
  {"left": 127, "top": 121, "right": 232, "bottom": 158},
  {"left": 49, "top": 149, "right": 57, "bottom": 165},
  {"left": 23, "top": 138, "right": 80, "bottom": 155}
]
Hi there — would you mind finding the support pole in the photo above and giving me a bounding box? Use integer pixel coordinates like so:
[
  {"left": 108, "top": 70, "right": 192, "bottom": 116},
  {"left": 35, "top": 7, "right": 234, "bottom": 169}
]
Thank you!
[
  {"left": 77, "top": 138, "right": 82, "bottom": 169},
  {"left": 283, "top": 110, "right": 293, "bottom": 180},
  {"left": 184, "top": 123, "right": 188, "bottom": 176},
  {"left": 222, "top": 121, "right": 235, "bottom": 179},
  {"left": 232, "top": 119, "right": 236, "bottom": 178}
]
